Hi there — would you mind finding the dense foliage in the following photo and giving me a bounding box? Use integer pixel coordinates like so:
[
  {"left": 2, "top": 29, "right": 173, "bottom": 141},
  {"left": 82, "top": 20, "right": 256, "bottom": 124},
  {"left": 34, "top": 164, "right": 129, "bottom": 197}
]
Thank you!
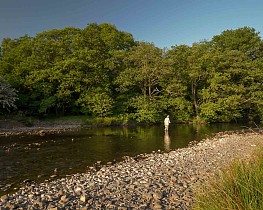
[{"left": 0, "top": 24, "right": 262, "bottom": 123}]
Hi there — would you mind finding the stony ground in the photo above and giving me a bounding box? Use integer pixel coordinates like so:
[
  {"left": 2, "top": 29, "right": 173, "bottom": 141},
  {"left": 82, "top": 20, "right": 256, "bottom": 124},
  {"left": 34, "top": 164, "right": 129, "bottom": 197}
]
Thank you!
[
  {"left": 0, "top": 119, "right": 82, "bottom": 136},
  {"left": 0, "top": 131, "right": 262, "bottom": 209}
]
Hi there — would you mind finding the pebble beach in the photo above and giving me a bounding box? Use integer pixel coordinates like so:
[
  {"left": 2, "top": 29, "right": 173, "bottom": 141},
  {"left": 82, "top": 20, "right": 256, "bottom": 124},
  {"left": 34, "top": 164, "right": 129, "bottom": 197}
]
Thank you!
[{"left": 0, "top": 131, "right": 263, "bottom": 209}]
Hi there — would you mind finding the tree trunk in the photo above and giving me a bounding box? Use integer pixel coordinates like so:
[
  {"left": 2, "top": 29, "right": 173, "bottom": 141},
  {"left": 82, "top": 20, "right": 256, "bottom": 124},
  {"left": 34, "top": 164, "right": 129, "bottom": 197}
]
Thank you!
[
  {"left": 142, "top": 88, "right": 147, "bottom": 98},
  {"left": 192, "top": 81, "right": 199, "bottom": 115}
]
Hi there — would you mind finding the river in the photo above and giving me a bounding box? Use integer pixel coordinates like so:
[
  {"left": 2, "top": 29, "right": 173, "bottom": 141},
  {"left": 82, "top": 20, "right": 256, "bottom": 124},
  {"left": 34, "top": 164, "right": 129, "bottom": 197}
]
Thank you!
[{"left": 0, "top": 123, "right": 249, "bottom": 195}]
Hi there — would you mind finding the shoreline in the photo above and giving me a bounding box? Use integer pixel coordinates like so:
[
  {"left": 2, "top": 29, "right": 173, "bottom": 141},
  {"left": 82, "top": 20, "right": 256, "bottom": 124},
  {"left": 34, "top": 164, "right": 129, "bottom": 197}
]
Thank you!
[
  {"left": 0, "top": 119, "right": 83, "bottom": 136},
  {"left": 1, "top": 132, "right": 262, "bottom": 209},
  {"left": 0, "top": 125, "right": 81, "bottom": 136}
]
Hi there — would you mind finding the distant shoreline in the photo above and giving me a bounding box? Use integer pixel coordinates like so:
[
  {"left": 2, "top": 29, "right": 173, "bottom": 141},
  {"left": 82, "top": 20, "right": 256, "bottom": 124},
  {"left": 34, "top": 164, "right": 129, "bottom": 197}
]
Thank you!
[
  {"left": 0, "top": 119, "right": 83, "bottom": 136},
  {"left": 0, "top": 118, "right": 151, "bottom": 136}
]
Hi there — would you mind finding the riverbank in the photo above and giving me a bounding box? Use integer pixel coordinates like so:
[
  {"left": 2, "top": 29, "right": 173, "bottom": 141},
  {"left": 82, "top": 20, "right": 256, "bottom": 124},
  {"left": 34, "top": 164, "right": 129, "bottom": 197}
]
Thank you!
[
  {"left": 0, "top": 131, "right": 262, "bottom": 209},
  {"left": 0, "top": 119, "right": 83, "bottom": 136},
  {"left": 0, "top": 117, "right": 138, "bottom": 136}
]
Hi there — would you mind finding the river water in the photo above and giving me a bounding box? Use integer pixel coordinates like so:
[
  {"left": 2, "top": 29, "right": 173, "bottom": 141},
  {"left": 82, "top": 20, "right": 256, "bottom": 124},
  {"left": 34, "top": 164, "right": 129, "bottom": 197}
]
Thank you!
[{"left": 0, "top": 123, "right": 248, "bottom": 195}]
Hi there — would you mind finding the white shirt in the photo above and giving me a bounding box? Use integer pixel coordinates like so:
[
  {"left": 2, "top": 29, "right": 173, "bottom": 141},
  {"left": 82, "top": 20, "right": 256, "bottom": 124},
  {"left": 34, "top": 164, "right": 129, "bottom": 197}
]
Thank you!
[{"left": 164, "top": 117, "right": 171, "bottom": 126}]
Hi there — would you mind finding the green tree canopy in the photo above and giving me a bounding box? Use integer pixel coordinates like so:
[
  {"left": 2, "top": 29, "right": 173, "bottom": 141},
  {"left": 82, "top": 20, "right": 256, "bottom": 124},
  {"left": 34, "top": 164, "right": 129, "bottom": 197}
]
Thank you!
[
  {"left": 115, "top": 42, "right": 170, "bottom": 122},
  {"left": 0, "top": 25, "right": 262, "bottom": 123}
]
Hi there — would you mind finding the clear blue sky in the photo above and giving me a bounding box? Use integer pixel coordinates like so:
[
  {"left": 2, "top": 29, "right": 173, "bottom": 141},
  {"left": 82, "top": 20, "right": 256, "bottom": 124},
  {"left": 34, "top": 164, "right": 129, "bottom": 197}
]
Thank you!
[{"left": 1, "top": 0, "right": 263, "bottom": 48}]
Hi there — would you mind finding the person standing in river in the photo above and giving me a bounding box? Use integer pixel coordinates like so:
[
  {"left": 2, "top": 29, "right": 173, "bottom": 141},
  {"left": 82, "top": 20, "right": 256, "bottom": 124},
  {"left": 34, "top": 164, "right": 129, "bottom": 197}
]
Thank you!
[{"left": 164, "top": 115, "right": 171, "bottom": 131}]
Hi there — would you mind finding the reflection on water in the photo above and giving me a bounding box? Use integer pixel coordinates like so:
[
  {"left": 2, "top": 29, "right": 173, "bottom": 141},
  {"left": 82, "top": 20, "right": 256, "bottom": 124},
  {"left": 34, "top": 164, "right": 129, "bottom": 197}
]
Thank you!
[
  {"left": 0, "top": 123, "right": 248, "bottom": 195},
  {"left": 164, "top": 131, "right": 170, "bottom": 151}
]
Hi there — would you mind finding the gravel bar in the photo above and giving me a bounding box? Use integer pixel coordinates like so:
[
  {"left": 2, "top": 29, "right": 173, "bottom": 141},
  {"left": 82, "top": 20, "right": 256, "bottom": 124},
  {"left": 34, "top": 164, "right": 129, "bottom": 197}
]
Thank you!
[{"left": 1, "top": 132, "right": 263, "bottom": 209}]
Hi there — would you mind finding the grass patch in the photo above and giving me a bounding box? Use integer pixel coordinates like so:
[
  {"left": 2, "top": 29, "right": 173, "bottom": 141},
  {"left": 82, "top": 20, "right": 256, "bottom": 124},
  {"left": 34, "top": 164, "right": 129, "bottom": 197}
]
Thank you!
[{"left": 193, "top": 150, "right": 263, "bottom": 210}]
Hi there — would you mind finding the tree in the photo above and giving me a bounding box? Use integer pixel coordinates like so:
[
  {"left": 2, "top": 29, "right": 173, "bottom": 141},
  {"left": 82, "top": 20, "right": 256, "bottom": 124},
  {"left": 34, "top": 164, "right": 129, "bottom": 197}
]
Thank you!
[
  {"left": 0, "top": 77, "right": 18, "bottom": 112},
  {"left": 199, "top": 50, "right": 251, "bottom": 122},
  {"left": 244, "top": 58, "right": 263, "bottom": 122},
  {"left": 77, "top": 87, "right": 114, "bottom": 117},
  {"left": 0, "top": 36, "right": 34, "bottom": 114},
  {"left": 115, "top": 42, "right": 169, "bottom": 122},
  {"left": 116, "top": 42, "right": 169, "bottom": 98},
  {"left": 164, "top": 45, "right": 194, "bottom": 122},
  {"left": 0, "top": 23, "right": 134, "bottom": 116},
  {"left": 25, "top": 27, "right": 82, "bottom": 115},
  {"left": 73, "top": 23, "right": 135, "bottom": 117},
  {"left": 167, "top": 42, "right": 211, "bottom": 122},
  {"left": 1, "top": 24, "right": 262, "bottom": 123},
  {"left": 207, "top": 27, "right": 263, "bottom": 122},
  {"left": 211, "top": 27, "right": 263, "bottom": 59}
]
